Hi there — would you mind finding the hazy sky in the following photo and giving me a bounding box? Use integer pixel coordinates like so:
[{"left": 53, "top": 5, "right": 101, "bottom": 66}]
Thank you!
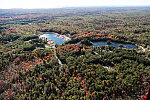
[{"left": 0, "top": 0, "right": 150, "bottom": 9}]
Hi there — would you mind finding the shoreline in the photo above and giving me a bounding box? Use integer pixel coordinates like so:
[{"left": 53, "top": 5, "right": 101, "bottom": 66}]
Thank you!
[
  {"left": 55, "top": 33, "right": 71, "bottom": 41},
  {"left": 40, "top": 32, "right": 71, "bottom": 41},
  {"left": 47, "top": 39, "right": 56, "bottom": 48},
  {"left": 39, "top": 32, "right": 71, "bottom": 48}
]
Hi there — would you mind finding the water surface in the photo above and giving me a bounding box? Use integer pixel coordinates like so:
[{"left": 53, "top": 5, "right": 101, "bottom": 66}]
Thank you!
[
  {"left": 92, "top": 41, "right": 137, "bottom": 49},
  {"left": 40, "top": 33, "right": 67, "bottom": 44}
]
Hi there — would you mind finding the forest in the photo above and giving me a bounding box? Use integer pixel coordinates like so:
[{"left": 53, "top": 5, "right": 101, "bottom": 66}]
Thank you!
[{"left": 0, "top": 7, "right": 150, "bottom": 100}]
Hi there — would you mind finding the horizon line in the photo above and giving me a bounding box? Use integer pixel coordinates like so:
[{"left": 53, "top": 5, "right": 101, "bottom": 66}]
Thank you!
[{"left": 1, "top": 5, "right": 150, "bottom": 9}]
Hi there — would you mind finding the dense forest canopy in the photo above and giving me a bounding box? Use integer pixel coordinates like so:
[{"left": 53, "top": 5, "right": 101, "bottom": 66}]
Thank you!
[{"left": 0, "top": 7, "right": 150, "bottom": 100}]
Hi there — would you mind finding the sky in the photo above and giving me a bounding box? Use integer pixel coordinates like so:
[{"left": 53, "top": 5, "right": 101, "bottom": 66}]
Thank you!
[{"left": 0, "top": 0, "right": 150, "bottom": 9}]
